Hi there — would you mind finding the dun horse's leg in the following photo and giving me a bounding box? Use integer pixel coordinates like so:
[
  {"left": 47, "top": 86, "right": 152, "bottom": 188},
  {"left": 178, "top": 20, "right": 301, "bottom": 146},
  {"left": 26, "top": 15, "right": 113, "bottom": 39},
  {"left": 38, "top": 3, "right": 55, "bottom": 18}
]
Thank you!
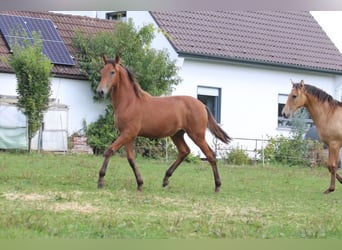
[
  {"left": 324, "top": 145, "right": 339, "bottom": 194},
  {"left": 163, "top": 131, "right": 190, "bottom": 188},
  {"left": 125, "top": 141, "right": 144, "bottom": 191},
  {"left": 189, "top": 134, "right": 221, "bottom": 192},
  {"left": 336, "top": 173, "right": 342, "bottom": 184},
  {"left": 98, "top": 134, "right": 133, "bottom": 188}
]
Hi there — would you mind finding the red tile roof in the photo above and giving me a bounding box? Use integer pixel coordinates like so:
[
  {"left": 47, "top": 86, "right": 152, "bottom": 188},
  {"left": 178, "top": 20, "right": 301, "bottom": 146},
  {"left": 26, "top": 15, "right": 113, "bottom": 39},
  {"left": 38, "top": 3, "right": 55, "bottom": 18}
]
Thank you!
[
  {"left": 151, "top": 11, "right": 342, "bottom": 74},
  {"left": 0, "top": 11, "right": 117, "bottom": 79}
]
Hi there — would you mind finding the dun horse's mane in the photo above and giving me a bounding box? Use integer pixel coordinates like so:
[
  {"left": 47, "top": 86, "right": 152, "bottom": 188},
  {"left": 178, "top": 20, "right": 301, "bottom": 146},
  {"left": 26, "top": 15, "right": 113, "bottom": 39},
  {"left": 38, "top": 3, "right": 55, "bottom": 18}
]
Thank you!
[
  {"left": 294, "top": 83, "right": 342, "bottom": 108},
  {"left": 106, "top": 59, "right": 150, "bottom": 99}
]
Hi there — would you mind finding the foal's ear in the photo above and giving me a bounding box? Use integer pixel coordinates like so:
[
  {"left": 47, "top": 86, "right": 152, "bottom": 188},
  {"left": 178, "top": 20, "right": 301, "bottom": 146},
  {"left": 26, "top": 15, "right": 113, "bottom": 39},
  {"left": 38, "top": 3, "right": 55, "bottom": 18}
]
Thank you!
[
  {"left": 102, "top": 55, "right": 107, "bottom": 64},
  {"left": 290, "top": 79, "right": 295, "bottom": 86},
  {"left": 115, "top": 54, "right": 120, "bottom": 64},
  {"left": 299, "top": 80, "right": 304, "bottom": 89}
]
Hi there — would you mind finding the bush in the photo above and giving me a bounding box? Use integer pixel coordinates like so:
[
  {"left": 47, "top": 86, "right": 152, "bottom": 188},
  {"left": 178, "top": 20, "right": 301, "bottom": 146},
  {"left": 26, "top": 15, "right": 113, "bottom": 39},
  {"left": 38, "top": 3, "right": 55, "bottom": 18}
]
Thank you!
[
  {"left": 184, "top": 153, "right": 202, "bottom": 164},
  {"left": 135, "top": 137, "right": 177, "bottom": 160},
  {"left": 83, "top": 107, "right": 119, "bottom": 155},
  {"left": 222, "top": 145, "right": 249, "bottom": 165},
  {"left": 261, "top": 108, "right": 326, "bottom": 167},
  {"left": 261, "top": 135, "right": 325, "bottom": 166}
]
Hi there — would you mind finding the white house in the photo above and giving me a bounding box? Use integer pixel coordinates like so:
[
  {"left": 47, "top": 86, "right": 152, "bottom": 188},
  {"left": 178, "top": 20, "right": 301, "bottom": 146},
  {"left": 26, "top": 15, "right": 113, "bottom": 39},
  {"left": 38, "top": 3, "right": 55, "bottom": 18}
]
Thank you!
[
  {"left": 101, "top": 11, "right": 342, "bottom": 157},
  {"left": 2, "top": 11, "right": 342, "bottom": 157}
]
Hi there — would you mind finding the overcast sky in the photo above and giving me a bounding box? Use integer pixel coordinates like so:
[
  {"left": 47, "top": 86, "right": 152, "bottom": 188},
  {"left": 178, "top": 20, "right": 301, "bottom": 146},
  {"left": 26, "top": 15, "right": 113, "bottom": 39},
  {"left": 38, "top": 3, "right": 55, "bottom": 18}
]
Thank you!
[{"left": 311, "top": 11, "right": 342, "bottom": 53}]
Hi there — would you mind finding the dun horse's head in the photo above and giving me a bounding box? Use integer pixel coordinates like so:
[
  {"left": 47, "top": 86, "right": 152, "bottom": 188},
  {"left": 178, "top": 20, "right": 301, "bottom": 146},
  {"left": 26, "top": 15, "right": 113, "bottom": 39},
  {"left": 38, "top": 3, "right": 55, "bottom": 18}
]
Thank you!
[
  {"left": 282, "top": 80, "right": 307, "bottom": 118},
  {"left": 97, "top": 55, "right": 121, "bottom": 97}
]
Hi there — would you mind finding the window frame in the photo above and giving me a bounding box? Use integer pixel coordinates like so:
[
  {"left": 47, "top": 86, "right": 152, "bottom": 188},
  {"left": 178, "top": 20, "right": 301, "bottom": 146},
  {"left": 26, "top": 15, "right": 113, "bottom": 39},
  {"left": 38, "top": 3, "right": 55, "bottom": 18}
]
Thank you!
[
  {"left": 197, "top": 86, "right": 222, "bottom": 123},
  {"left": 106, "top": 11, "right": 127, "bottom": 21}
]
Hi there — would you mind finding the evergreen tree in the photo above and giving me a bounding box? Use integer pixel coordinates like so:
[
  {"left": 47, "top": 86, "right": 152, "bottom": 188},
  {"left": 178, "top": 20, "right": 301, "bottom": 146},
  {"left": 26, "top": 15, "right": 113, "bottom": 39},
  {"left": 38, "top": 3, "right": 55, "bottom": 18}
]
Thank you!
[{"left": 8, "top": 32, "right": 52, "bottom": 152}]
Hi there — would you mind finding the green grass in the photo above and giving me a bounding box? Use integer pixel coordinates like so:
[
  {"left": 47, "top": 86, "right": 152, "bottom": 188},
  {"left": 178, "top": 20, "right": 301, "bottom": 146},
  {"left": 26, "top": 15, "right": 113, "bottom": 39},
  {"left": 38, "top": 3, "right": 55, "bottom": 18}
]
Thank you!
[{"left": 0, "top": 152, "right": 342, "bottom": 239}]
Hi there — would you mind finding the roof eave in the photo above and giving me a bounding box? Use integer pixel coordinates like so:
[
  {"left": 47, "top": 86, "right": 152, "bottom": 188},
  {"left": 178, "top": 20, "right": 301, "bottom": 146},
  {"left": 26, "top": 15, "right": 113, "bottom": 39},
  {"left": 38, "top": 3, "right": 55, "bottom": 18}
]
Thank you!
[{"left": 178, "top": 52, "right": 342, "bottom": 76}]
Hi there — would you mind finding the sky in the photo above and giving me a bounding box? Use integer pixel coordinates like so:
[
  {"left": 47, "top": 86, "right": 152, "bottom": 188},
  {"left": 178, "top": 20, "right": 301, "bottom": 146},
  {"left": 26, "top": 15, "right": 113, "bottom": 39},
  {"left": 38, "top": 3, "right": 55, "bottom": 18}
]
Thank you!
[{"left": 311, "top": 11, "right": 342, "bottom": 53}]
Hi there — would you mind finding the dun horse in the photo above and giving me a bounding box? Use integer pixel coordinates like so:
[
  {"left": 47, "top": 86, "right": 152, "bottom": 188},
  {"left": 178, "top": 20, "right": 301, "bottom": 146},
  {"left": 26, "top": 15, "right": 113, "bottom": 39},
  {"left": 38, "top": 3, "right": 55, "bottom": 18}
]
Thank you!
[
  {"left": 96, "top": 55, "right": 231, "bottom": 192},
  {"left": 282, "top": 80, "right": 342, "bottom": 194}
]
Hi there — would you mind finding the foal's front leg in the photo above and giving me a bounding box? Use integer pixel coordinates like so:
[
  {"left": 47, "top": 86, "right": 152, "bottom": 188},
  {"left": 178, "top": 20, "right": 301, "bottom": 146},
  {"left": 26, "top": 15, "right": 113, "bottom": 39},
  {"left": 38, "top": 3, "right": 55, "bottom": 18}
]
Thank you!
[
  {"left": 125, "top": 141, "right": 144, "bottom": 191},
  {"left": 98, "top": 134, "right": 132, "bottom": 188}
]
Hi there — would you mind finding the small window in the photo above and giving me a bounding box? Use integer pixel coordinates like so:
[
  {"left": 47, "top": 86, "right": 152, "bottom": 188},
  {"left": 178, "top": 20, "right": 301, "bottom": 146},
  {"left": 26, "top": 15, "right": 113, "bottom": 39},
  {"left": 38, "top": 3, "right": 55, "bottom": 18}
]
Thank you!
[
  {"left": 106, "top": 11, "right": 127, "bottom": 21},
  {"left": 278, "top": 94, "right": 290, "bottom": 128},
  {"left": 197, "top": 86, "right": 221, "bottom": 123}
]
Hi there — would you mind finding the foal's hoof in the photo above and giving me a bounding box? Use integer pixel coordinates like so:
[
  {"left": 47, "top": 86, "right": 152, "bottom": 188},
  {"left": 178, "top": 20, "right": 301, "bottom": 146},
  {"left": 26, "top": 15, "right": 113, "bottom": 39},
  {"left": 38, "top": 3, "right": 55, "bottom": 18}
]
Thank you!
[
  {"left": 98, "top": 181, "right": 104, "bottom": 189},
  {"left": 323, "top": 188, "right": 335, "bottom": 194},
  {"left": 215, "top": 187, "right": 220, "bottom": 193},
  {"left": 162, "top": 179, "right": 169, "bottom": 187}
]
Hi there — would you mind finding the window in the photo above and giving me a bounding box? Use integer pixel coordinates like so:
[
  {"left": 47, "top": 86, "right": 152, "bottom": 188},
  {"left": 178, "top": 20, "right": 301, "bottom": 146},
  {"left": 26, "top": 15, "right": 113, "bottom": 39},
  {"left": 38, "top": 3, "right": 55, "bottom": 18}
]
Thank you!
[
  {"left": 278, "top": 94, "right": 289, "bottom": 128},
  {"left": 277, "top": 94, "right": 313, "bottom": 129},
  {"left": 197, "top": 86, "right": 221, "bottom": 123},
  {"left": 106, "top": 11, "right": 127, "bottom": 21}
]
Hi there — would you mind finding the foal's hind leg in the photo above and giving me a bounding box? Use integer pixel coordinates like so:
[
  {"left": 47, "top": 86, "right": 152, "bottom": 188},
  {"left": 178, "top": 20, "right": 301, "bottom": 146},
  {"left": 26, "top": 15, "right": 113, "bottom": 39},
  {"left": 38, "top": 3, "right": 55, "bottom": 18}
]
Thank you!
[
  {"left": 189, "top": 134, "right": 221, "bottom": 192},
  {"left": 162, "top": 130, "right": 190, "bottom": 188}
]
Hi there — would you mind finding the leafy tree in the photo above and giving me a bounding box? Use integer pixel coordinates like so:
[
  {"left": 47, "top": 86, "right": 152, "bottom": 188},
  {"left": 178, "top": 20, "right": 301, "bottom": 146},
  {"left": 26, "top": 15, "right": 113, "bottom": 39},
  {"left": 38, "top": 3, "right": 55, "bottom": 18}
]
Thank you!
[
  {"left": 73, "top": 19, "right": 181, "bottom": 99},
  {"left": 8, "top": 32, "right": 53, "bottom": 152},
  {"left": 73, "top": 19, "right": 181, "bottom": 155}
]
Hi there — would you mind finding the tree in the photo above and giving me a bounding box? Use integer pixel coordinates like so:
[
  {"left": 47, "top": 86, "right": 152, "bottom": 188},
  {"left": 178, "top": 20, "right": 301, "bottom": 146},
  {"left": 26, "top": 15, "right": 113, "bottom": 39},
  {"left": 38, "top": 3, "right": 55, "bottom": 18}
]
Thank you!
[
  {"left": 73, "top": 19, "right": 181, "bottom": 156},
  {"left": 73, "top": 19, "right": 181, "bottom": 99},
  {"left": 8, "top": 32, "right": 53, "bottom": 153}
]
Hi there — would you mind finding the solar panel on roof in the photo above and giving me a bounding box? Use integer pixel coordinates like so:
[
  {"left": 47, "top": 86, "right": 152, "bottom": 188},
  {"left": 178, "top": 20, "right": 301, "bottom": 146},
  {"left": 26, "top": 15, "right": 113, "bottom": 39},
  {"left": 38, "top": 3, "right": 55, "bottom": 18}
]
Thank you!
[{"left": 0, "top": 14, "right": 75, "bottom": 66}]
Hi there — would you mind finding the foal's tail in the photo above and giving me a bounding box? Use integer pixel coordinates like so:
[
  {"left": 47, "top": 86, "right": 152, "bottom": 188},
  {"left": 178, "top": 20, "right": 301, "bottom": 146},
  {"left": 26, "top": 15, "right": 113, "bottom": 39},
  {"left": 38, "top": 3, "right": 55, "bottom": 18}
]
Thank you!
[{"left": 206, "top": 107, "right": 232, "bottom": 144}]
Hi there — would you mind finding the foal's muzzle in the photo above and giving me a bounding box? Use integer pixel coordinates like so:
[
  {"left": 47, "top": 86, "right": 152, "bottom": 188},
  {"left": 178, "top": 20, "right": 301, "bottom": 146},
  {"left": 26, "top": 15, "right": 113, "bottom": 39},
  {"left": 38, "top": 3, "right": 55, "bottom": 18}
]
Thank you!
[{"left": 97, "top": 89, "right": 105, "bottom": 98}]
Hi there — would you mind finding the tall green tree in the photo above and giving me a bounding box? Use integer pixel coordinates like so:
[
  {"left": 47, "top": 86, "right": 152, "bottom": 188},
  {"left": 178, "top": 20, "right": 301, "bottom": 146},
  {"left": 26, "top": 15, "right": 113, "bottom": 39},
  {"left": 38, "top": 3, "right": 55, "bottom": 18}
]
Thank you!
[
  {"left": 8, "top": 32, "right": 53, "bottom": 152},
  {"left": 73, "top": 19, "right": 181, "bottom": 99},
  {"left": 73, "top": 19, "right": 181, "bottom": 155}
]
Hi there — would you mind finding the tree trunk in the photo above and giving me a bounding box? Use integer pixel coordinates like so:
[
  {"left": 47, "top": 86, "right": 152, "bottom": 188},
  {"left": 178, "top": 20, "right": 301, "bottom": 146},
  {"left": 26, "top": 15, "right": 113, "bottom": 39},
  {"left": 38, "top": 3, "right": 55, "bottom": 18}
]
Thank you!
[{"left": 28, "top": 137, "right": 32, "bottom": 154}]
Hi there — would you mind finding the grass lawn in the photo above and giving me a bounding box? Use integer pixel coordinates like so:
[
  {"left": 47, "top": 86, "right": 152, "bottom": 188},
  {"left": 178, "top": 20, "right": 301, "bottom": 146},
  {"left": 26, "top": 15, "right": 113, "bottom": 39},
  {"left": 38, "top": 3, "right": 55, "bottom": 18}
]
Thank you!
[{"left": 0, "top": 152, "right": 342, "bottom": 239}]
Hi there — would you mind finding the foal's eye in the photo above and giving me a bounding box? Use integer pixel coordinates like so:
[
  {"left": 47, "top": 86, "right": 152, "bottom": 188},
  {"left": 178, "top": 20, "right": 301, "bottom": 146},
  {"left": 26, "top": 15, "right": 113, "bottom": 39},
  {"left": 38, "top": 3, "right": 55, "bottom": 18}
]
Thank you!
[
  {"left": 111, "top": 71, "right": 115, "bottom": 75},
  {"left": 292, "top": 95, "right": 297, "bottom": 99}
]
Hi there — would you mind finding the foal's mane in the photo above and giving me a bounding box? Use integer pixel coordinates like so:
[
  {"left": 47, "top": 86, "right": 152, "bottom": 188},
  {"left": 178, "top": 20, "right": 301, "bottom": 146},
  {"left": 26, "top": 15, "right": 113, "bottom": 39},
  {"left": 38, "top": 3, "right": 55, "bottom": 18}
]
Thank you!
[
  {"left": 294, "top": 83, "right": 342, "bottom": 108},
  {"left": 105, "top": 59, "right": 151, "bottom": 99}
]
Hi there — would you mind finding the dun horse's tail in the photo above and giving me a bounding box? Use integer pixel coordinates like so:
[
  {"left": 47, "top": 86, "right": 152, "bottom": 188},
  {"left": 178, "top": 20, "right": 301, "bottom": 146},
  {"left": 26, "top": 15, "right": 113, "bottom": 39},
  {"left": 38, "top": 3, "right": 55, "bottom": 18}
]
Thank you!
[{"left": 206, "top": 107, "right": 232, "bottom": 144}]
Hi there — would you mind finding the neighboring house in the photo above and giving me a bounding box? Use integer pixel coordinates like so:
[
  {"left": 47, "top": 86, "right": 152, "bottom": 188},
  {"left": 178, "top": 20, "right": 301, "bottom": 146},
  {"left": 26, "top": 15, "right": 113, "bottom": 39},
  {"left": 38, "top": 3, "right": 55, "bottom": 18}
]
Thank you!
[
  {"left": 0, "top": 11, "right": 115, "bottom": 150},
  {"left": 118, "top": 11, "right": 342, "bottom": 156}
]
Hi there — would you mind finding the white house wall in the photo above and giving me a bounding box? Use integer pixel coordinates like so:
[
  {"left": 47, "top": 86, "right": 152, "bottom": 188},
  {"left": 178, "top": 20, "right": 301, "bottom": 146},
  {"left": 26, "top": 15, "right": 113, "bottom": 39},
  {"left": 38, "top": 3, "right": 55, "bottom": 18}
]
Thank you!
[
  {"left": 175, "top": 58, "right": 340, "bottom": 156},
  {"left": 0, "top": 72, "right": 107, "bottom": 136},
  {"left": 50, "top": 77, "right": 107, "bottom": 134},
  {"left": 122, "top": 11, "right": 342, "bottom": 156}
]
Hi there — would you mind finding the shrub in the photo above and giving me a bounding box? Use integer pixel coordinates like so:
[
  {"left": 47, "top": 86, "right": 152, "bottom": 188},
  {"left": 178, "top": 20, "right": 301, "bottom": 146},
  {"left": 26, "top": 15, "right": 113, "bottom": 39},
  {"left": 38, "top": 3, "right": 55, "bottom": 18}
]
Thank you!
[
  {"left": 261, "top": 135, "right": 325, "bottom": 166},
  {"left": 184, "top": 153, "right": 202, "bottom": 164},
  {"left": 83, "top": 107, "right": 119, "bottom": 155},
  {"left": 222, "top": 145, "right": 249, "bottom": 165},
  {"left": 135, "top": 137, "right": 177, "bottom": 160}
]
